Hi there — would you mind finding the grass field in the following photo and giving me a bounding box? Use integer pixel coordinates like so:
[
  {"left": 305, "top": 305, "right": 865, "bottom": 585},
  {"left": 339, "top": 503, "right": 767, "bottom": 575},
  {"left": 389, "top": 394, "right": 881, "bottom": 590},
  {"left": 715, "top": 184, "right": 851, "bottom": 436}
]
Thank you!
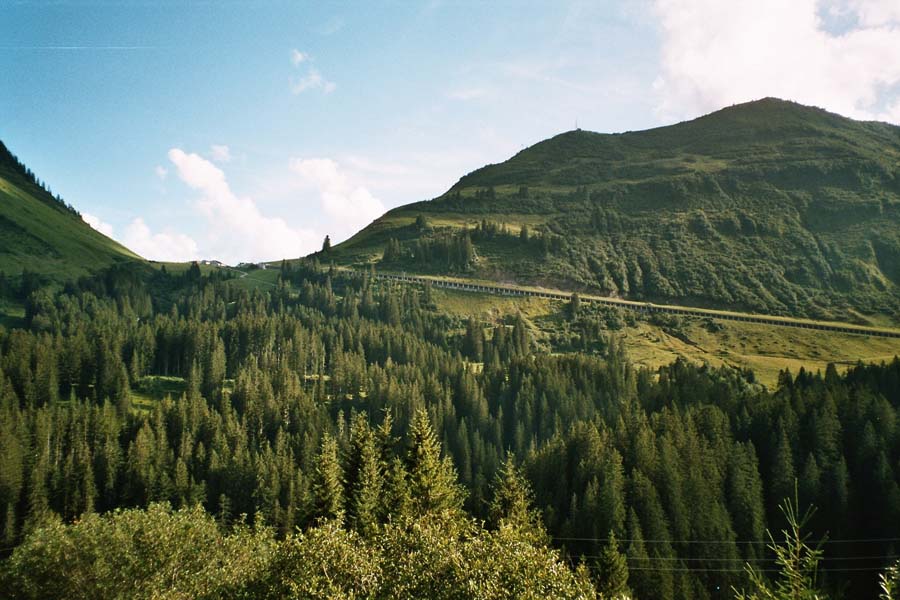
[
  {"left": 0, "top": 301, "right": 24, "bottom": 329},
  {"left": 130, "top": 375, "right": 188, "bottom": 411},
  {"left": 620, "top": 319, "right": 900, "bottom": 386},
  {"left": 149, "top": 262, "right": 281, "bottom": 291},
  {"left": 228, "top": 267, "right": 281, "bottom": 290},
  {"left": 152, "top": 261, "right": 222, "bottom": 275},
  {"left": 430, "top": 287, "right": 900, "bottom": 388}
]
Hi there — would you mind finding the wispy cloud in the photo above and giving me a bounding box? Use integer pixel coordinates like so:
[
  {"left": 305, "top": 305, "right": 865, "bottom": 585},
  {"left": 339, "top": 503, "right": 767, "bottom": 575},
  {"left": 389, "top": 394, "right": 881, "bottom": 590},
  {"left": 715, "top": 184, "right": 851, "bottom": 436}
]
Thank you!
[
  {"left": 291, "top": 67, "right": 336, "bottom": 94},
  {"left": 154, "top": 165, "right": 168, "bottom": 180},
  {"left": 209, "top": 144, "right": 231, "bottom": 163},
  {"left": 289, "top": 50, "right": 336, "bottom": 95}
]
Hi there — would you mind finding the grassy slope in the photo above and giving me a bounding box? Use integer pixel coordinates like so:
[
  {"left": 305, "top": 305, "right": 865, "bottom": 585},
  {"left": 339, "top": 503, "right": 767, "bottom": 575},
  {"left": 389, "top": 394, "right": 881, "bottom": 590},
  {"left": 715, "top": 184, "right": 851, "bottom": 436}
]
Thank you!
[
  {"left": 332, "top": 98, "right": 900, "bottom": 325},
  {"left": 429, "top": 286, "right": 900, "bottom": 388},
  {"left": 0, "top": 141, "right": 141, "bottom": 281}
]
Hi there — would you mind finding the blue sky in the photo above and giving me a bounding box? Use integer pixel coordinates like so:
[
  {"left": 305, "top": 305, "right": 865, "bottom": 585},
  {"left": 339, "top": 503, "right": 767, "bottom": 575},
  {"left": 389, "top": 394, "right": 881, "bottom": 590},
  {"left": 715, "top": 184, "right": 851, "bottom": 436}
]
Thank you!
[{"left": 3, "top": 0, "right": 900, "bottom": 264}]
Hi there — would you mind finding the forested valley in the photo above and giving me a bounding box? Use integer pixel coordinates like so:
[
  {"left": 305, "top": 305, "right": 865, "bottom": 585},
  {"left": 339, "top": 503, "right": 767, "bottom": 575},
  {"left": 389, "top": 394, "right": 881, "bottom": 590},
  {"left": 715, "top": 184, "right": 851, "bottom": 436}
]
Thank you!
[{"left": 1, "top": 261, "right": 899, "bottom": 599}]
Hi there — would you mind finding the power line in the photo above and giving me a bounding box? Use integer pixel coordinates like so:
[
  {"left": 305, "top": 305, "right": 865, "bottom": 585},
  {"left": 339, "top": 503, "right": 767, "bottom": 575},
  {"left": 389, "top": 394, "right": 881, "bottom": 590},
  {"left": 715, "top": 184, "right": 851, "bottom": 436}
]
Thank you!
[
  {"left": 552, "top": 536, "right": 900, "bottom": 545},
  {"left": 626, "top": 566, "right": 887, "bottom": 573},
  {"left": 560, "top": 555, "right": 892, "bottom": 574},
  {"left": 610, "top": 555, "right": 900, "bottom": 563}
]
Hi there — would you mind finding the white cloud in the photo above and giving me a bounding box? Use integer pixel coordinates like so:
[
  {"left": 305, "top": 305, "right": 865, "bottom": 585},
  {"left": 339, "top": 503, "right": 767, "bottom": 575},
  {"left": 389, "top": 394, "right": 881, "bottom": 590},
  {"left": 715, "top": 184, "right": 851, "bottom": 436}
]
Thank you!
[
  {"left": 123, "top": 217, "right": 200, "bottom": 262},
  {"left": 291, "top": 67, "right": 337, "bottom": 94},
  {"left": 168, "top": 148, "right": 320, "bottom": 263},
  {"left": 290, "top": 157, "right": 386, "bottom": 238},
  {"left": 155, "top": 165, "right": 168, "bottom": 180},
  {"left": 209, "top": 144, "right": 231, "bottom": 163},
  {"left": 82, "top": 212, "right": 114, "bottom": 237},
  {"left": 84, "top": 210, "right": 199, "bottom": 262},
  {"left": 288, "top": 49, "right": 336, "bottom": 95},
  {"left": 653, "top": 0, "right": 900, "bottom": 123}
]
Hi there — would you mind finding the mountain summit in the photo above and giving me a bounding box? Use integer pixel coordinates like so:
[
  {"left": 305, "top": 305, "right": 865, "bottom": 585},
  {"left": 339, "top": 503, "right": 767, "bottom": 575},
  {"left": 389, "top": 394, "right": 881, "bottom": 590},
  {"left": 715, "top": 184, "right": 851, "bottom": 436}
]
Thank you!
[{"left": 331, "top": 98, "right": 900, "bottom": 324}]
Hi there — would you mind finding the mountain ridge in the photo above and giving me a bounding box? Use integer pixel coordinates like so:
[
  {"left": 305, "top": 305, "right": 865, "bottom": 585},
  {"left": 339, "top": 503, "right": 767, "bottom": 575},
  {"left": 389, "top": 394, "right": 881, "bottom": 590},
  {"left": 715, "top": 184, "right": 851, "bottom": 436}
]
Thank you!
[
  {"left": 450, "top": 98, "right": 900, "bottom": 190},
  {"left": 331, "top": 98, "right": 900, "bottom": 325}
]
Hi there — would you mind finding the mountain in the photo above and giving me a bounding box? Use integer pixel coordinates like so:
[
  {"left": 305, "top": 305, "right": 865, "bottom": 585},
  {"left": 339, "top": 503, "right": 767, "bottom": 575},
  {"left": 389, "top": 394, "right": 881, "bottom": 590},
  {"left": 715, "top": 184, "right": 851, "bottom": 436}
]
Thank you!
[
  {"left": 331, "top": 98, "right": 900, "bottom": 325},
  {"left": 0, "top": 141, "right": 140, "bottom": 283}
]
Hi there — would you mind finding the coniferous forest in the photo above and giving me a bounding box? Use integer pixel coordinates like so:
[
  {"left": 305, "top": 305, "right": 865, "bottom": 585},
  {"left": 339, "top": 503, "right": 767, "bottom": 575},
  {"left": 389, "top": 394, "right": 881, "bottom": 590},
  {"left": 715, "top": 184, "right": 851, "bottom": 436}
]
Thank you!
[{"left": 0, "top": 261, "right": 898, "bottom": 599}]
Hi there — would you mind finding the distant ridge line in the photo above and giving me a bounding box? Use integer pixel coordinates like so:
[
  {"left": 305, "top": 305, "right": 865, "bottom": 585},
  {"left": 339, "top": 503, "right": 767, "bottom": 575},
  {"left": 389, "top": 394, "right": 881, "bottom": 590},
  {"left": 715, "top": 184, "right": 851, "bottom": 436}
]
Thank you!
[{"left": 351, "top": 270, "right": 900, "bottom": 339}]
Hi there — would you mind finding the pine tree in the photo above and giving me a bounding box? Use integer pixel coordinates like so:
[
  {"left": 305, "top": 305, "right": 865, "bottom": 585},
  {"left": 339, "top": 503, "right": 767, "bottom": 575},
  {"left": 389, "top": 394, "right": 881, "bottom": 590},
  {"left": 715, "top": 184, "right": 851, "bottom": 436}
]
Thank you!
[
  {"left": 568, "top": 292, "right": 581, "bottom": 320},
  {"left": 113, "top": 362, "right": 131, "bottom": 415},
  {"left": 344, "top": 415, "right": 382, "bottom": 534},
  {"left": 464, "top": 317, "right": 484, "bottom": 362},
  {"left": 202, "top": 337, "right": 226, "bottom": 404},
  {"left": 595, "top": 531, "right": 630, "bottom": 600},
  {"left": 519, "top": 223, "right": 530, "bottom": 241},
  {"left": 598, "top": 448, "right": 627, "bottom": 540},
  {"left": 727, "top": 442, "right": 766, "bottom": 560},
  {"left": 735, "top": 493, "right": 825, "bottom": 600},
  {"left": 406, "top": 410, "right": 463, "bottom": 516},
  {"left": 312, "top": 433, "right": 345, "bottom": 523},
  {"left": 769, "top": 428, "right": 796, "bottom": 526},
  {"left": 488, "top": 456, "right": 537, "bottom": 531},
  {"left": 799, "top": 453, "right": 821, "bottom": 515},
  {"left": 382, "top": 292, "right": 401, "bottom": 327},
  {"left": 625, "top": 508, "right": 651, "bottom": 600},
  {"left": 349, "top": 432, "right": 382, "bottom": 535},
  {"left": 382, "top": 457, "right": 411, "bottom": 519}
]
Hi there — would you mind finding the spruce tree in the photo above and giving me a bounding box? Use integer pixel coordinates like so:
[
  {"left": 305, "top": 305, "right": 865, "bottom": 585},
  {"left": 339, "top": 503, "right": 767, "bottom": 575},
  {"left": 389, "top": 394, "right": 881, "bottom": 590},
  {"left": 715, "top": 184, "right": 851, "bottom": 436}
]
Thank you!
[
  {"left": 568, "top": 292, "right": 581, "bottom": 320},
  {"left": 595, "top": 531, "right": 631, "bottom": 600},
  {"left": 350, "top": 433, "right": 382, "bottom": 535},
  {"left": 382, "top": 457, "right": 411, "bottom": 519},
  {"left": 312, "top": 433, "right": 345, "bottom": 523},
  {"left": 345, "top": 415, "right": 383, "bottom": 534},
  {"left": 625, "top": 508, "right": 651, "bottom": 600},
  {"left": 769, "top": 428, "right": 796, "bottom": 526},
  {"left": 406, "top": 410, "right": 463, "bottom": 516},
  {"left": 202, "top": 337, "right": 226, "bottom": 404},
  {"left": 488, "top": 456, "right": 536, "bottom": 531}
]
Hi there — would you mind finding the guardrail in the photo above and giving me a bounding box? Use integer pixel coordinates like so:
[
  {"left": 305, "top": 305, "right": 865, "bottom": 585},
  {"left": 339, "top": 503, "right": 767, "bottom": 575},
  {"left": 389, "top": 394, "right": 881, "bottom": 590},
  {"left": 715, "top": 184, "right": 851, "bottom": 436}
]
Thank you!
[{"left": 349, "top": 270, "right": 900, "bottom": 339}]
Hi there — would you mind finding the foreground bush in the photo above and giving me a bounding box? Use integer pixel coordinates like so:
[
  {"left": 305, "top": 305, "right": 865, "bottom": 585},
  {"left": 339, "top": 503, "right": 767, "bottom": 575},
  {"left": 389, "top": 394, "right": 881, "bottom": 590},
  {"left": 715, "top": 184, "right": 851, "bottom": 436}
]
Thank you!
[
  {"left": 1, "top": 503, "right": 596, "bottom": 600},
  {"left": 0, "top": 504, "right": 274, "bottom": 600}
]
